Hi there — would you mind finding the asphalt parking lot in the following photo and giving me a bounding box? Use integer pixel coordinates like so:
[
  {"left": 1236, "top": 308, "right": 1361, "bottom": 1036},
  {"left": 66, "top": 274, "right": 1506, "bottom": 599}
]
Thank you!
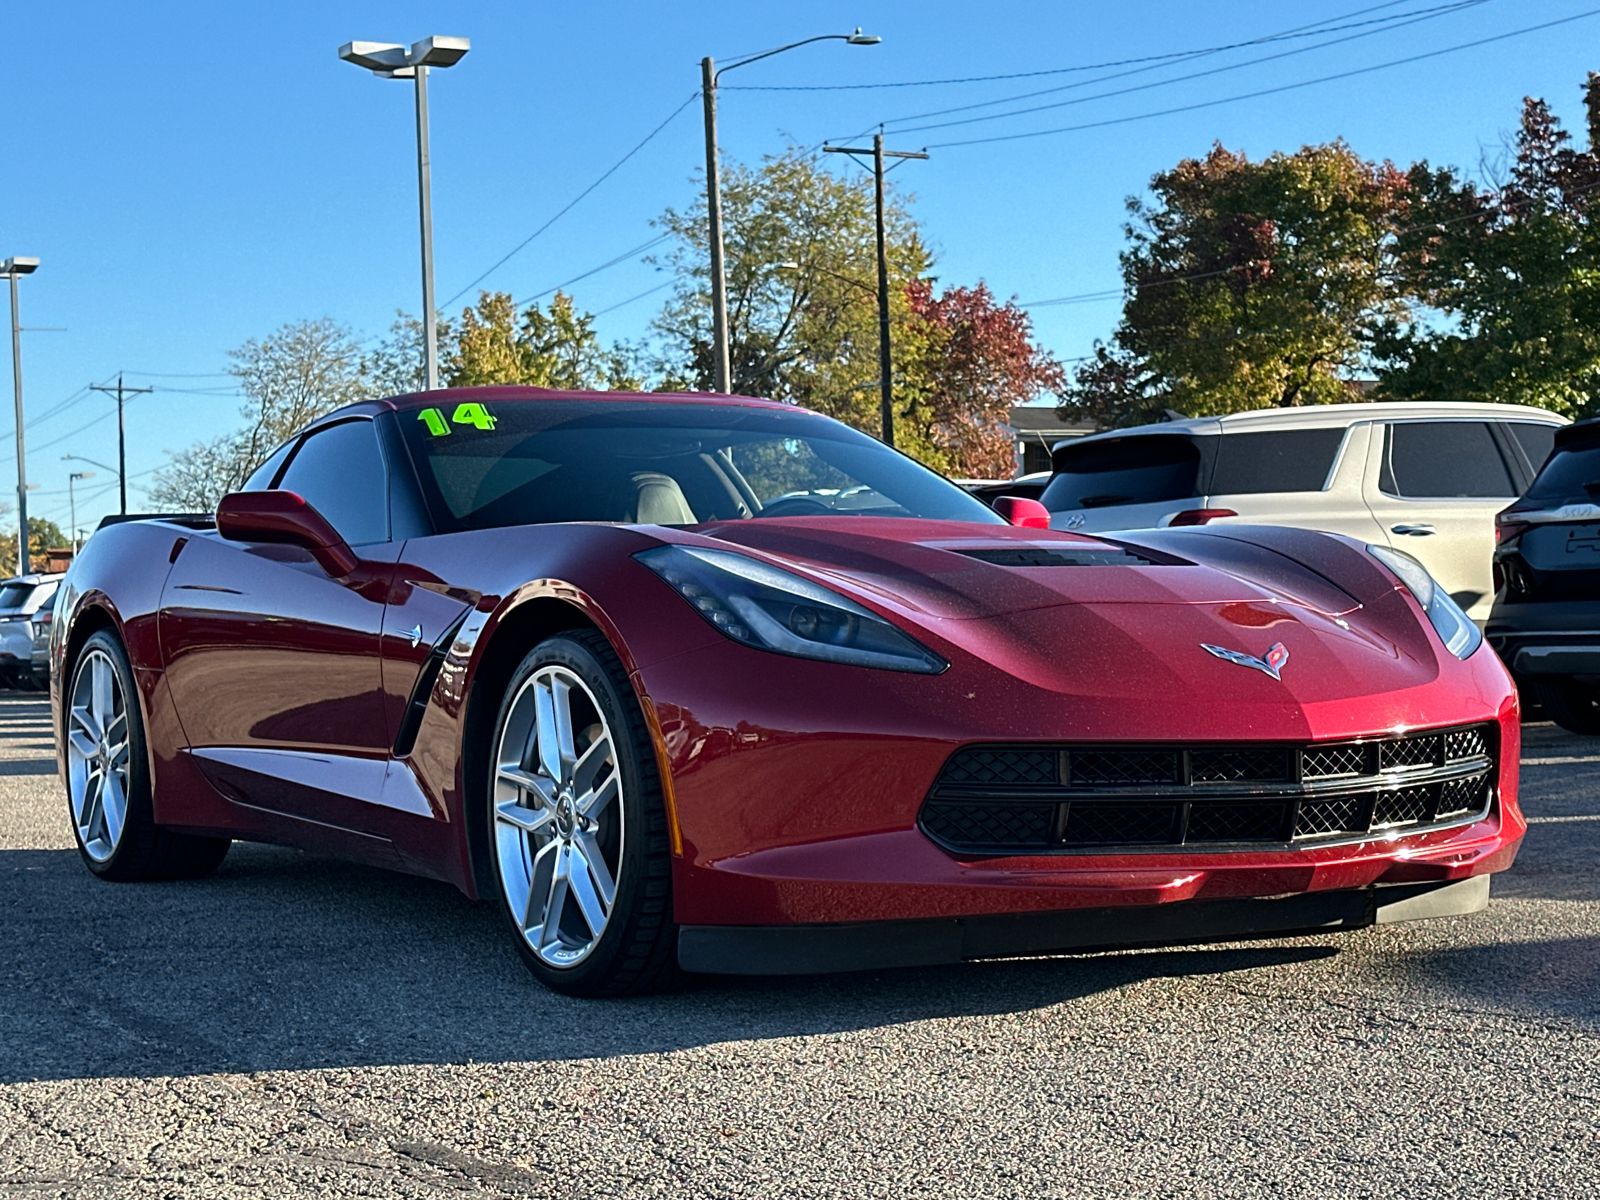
[{"left": 2, "top": 690, "right": 1598, "bottom": 1198}]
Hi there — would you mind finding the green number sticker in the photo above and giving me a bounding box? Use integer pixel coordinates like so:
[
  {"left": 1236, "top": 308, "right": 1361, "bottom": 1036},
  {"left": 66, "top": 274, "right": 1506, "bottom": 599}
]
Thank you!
[
  {"left": 417, "top": 403, "right": 497, "bottom": 436},
  {"left": 451, "top": 402, "right": 496, "bottom": 430}
]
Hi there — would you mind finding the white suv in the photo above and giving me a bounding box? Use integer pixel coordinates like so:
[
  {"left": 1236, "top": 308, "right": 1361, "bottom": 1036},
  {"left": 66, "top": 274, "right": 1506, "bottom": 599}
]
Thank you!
[{"left": 1039, "top": 402, "right": 1569, "bottom": 621}]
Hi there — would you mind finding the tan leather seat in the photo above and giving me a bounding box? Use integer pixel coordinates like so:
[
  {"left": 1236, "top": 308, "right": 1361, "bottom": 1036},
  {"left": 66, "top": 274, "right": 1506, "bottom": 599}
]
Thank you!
[{"left": 631, "top": 472, "right": 697, "bottom": 525}]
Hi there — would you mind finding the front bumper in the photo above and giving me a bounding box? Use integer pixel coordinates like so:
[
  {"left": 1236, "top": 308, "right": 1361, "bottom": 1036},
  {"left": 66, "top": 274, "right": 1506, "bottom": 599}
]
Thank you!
[{"left": 679, "top": 875, "right": 1489, "bottom": 974}]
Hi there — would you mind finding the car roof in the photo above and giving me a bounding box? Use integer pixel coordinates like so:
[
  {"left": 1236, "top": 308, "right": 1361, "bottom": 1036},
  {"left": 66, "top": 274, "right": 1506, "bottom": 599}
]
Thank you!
[
  {"left": 383, "top": 386, "right": 791, "bottom": 414},
  {"left": 1060, "top": 401, "right": 1569, "bottom": 446}
]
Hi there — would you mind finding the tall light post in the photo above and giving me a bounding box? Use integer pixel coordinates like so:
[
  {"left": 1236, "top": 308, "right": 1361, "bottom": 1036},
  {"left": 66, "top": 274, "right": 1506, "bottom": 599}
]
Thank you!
[
  {"left": 702, "top": 28, "right": 879, "bottom": 394},
  {"left": 339, "top": 35, "right": 471, "bottom": 392},
  {"left": 62, "top": 455, "right": 120, "bottom": 530},
  {"left": 67, "top": 472, "right": 92, "bottom": 553},
  {"left": 2, "top": 257, "right": 39, "bottom": 575}
]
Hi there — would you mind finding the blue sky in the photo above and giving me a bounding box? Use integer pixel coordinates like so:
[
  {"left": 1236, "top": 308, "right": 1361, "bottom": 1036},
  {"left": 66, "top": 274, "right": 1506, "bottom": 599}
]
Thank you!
[{"left": 4, "top": 0, "right": 1599, "bottom": 534}]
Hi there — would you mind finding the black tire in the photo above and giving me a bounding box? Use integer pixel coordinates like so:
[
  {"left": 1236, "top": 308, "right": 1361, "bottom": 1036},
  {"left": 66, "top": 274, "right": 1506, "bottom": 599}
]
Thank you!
[
  {"left": 1536, "top": 677, "right": 1600, "bottom": 736},
  {"left": 64, "top": 630, "right": 231, "bottom": 881},
  {"left": 486, "top": 630, "right": 678, "bottom": 997}
]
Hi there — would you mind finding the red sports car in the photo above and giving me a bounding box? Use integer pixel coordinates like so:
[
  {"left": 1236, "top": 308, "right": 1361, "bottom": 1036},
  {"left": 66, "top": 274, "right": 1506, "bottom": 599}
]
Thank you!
[{"left": 53, "top": 388, "right": 1523, "bottom": 996}]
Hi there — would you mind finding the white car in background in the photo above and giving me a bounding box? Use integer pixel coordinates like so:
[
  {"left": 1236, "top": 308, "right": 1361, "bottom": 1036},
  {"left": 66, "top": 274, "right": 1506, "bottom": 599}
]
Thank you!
[{"left": 1039, "top": 402, "right": 1569, "bottom": 621}]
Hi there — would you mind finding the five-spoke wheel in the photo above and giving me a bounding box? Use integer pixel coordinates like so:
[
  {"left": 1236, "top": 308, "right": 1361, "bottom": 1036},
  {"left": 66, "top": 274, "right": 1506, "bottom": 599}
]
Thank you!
[
  {"left": 493, "top": 664, "right": 623, "bottom": 967},
  {"left": 487, "top": 632, "right": 678, "bottom": 995},
  {"left": 66, "top": 647, "right": 131, "bottom": 862}
]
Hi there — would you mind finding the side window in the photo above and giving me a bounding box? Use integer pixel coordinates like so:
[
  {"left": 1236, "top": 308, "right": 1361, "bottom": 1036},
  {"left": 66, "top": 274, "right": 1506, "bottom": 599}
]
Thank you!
[
  {"left": 1506, "top": 422, "right": 1558, "bottom": 477},
  {"left": 1379, "top": 422, "right": 1516, "bottom": 499},
  {"left": 1210, "top": 428, "right": 1347, "bottom": 495},
  {"left": 276, "top": 420, "right": 390, "bottom": 545},
  {"left": 241, "top": 440, "right": 294, "bottom": 491}
]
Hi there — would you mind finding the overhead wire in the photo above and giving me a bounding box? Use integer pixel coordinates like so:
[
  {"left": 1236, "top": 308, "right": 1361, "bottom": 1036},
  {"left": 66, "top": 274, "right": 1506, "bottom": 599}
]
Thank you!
[
  {"left": 880, "top": 0, "right": 1488, "bottom": 135},
  {"left": 442, "top": 90, "right": 702, "bottom": 308},
  {"left": 722, "top": 0, "right": 1426, "bottom": 91},
  {"left": 924, "top": 8, "right": 1600, "bottom": 149}
]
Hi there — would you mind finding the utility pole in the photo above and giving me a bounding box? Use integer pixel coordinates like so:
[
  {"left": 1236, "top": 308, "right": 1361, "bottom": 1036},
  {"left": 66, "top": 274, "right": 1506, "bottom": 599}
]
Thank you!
[
  {"left": 824, "top": 137, "right": 928, "bottom": 449},
  {"left": 701, "top": 56, "right": 730, "bottom": 394},
  {"left": 88, "top": 373, "right": 150, "bottom": 516}
]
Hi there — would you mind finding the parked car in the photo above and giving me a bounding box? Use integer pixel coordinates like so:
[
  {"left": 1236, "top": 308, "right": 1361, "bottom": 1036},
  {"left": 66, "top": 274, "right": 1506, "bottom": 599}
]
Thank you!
[
  {"left": 1038, "top": 402, "right": 1568, "bottom": 621},
  {"left": 1487, "top": 417, "right": 1600, "bottom": 734},
  {"left": 54, "top": 387, "right": 1521, "bottom": 998},
  {"left": 0, "top": 573, "right": 62, "bottom": 689}
]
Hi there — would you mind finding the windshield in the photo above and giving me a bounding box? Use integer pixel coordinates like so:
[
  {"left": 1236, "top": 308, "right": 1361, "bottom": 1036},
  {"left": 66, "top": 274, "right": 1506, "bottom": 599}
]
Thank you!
[
  {"left": 1040, "top": 434, "right": 1202, "bottom": 512},
  {"left": 0, "top": 584, "right": 35, "bottom": 610},
  {"left": 395, "top": 399, "right": 1006, "bottom": 532}
]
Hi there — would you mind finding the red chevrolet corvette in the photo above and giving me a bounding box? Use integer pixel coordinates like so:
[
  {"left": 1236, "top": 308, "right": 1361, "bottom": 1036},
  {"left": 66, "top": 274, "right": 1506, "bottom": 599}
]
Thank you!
[{"left": 53, "top": 388, "right": 1523, "bottom": 995}]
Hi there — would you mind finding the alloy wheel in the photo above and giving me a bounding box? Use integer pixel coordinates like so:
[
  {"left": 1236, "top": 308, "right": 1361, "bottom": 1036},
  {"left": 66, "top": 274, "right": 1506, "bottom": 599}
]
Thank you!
[
  {"left": 492, "top": 665, "right": 624, "bottom": 968},
  {"left": 66, "top": 648, "right": 131, "bottom": 862}
]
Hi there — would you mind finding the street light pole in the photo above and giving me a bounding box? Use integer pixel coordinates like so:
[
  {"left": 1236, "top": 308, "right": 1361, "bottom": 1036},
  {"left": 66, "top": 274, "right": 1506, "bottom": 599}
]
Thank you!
[
  {"left": 413, "top": 61, "right": 439, "bottom": 391},
  {"left": 339, "top": 36, "right": 470, "bottom": 392},
  {"left": 67, "top": 472, "right": 92, "bottom": 553},
  {"left": 823, "top": 139, "right": 928, "bottom": 447},
  {"left": 3, "top": 257, "right": 39, "bottom": 575},
  {"left": 701, "top": 29, "right": 879, "bottom": 394}
]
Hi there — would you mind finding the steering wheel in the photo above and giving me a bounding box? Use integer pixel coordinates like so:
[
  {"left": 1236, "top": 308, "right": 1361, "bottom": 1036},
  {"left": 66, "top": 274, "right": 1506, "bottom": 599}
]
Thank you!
[{"left": 754, "top": 496, "right": 833, "bottom": 518}]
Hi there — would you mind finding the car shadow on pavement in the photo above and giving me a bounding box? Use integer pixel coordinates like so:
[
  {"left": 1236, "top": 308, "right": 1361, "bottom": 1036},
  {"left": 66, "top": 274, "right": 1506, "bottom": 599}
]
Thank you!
[
  {"left": 6, "top": 836, "right": 1595, "bottom": 1085},
  {"left": 1, "top": 840, "right": 1345, "bottom": 1084}
]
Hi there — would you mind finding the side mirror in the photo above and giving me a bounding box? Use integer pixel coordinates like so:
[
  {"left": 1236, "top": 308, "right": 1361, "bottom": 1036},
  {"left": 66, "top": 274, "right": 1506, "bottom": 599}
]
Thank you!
[
  {"left": 216, "top": 490, "right": 360, "bottom": 576},
  {"left": 991, "top": 496, "right": 1051, "bottom": 529}
]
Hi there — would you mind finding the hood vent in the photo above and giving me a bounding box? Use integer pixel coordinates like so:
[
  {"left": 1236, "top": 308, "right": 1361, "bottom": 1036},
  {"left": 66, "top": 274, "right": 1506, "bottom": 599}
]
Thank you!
[{"left": 957, "top": 546, "right": 1157, "bottom": 568}]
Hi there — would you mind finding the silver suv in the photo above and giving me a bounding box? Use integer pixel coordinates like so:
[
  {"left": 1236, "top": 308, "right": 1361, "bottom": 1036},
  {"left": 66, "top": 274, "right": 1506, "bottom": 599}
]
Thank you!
[
  {"left": 1040, "top": 402, "right": 1568, "bottom": 621},
  {"left": 0, "top": 573, "right": 63, "bottom": 689}
]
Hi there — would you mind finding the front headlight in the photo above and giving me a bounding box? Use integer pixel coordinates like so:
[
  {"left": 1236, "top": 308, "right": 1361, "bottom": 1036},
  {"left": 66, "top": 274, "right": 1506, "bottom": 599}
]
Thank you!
[
  {"left": 636, "top": 544, "right": 947, "bottom": 674},
  {"left": 1367, "top": 544, "right": 1482, "bottom": 660}
]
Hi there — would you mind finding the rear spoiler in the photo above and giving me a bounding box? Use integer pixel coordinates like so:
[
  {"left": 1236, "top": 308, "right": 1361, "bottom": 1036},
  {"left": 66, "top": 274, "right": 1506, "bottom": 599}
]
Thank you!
[{"left": 94, "top": 513, "right": 216, "bottom": 532}]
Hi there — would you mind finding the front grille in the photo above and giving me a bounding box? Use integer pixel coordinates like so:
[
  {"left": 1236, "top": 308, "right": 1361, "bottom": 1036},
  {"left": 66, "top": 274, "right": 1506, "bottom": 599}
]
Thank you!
[
  {"left": 940, "top": 747, "right": 1056, "bottom": 787},
  {"left": 920, "top": 724, "right": 1496, "bottom": 854},
  {"left": 1069, "top": 749, "right": 1178, "bottom": 787}
]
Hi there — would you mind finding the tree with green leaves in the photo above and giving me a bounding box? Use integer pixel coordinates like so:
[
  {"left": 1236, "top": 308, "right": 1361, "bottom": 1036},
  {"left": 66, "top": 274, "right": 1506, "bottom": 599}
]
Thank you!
[
  {"left": 1060, "top": 141, "right": 1409, "bottom": 428},
  {"left": 446, "top": 291, "right": 641, "bottom": 390},
  {"left": 0, "top": 518, "right": 69, "bottom": 576},
  {"left": 1374, "top": 75, "right": 1600, "bottom": 417},
  {"left": 652, "top": 148, "right": 931, "bottom": 428}
]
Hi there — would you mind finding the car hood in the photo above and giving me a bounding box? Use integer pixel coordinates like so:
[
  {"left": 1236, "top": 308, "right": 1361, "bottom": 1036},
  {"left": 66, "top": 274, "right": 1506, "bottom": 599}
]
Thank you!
[
  {"left": 691, "top": 516, "right": 1354, "bottom": 620},
  {"left": 681, "top": 517, "right": 1443, "bottom": 709}
]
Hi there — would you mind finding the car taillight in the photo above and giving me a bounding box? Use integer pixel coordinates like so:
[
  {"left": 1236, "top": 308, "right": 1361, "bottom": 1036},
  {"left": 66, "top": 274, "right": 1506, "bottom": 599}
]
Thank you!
[
  {"left": 1169, "top": 508, "right": 1238, "bottom": 527},
  {"left": 1494, "top": 519, "right": 1530, "bottom": 546}
]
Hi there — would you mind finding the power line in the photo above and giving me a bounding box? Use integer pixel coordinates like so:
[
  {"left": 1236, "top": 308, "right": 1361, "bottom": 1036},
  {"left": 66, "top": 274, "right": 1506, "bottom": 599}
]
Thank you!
[
  {"left": 593, "top": 279, "right": 675, "bottom": 316},
  {"left": 513, "top": 234, "right": 674, "bottom": 307},
  {"left": 925, "top": 9, "right": 1600, "bottom": 149},
  {"left": 886, "top": 0, "right": 1488, "bottom": 137},
  {"left": 722, "top": 0, "right": 1426, "bottom": 91},
  {"left": 442, "top": 91, "right": 701, "bottom": 309}
]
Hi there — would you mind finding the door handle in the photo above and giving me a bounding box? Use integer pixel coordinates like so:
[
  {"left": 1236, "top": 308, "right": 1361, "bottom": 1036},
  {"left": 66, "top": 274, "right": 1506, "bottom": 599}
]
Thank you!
[{"left": 1391, "top": 524, "right": 1436, "bottom": 536}]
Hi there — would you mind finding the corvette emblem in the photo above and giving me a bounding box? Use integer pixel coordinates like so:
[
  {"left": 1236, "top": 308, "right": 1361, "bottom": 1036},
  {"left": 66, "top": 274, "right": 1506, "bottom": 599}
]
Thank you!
[{"left": 1201, "top": 641, "right": 1290, "bottom": 681}]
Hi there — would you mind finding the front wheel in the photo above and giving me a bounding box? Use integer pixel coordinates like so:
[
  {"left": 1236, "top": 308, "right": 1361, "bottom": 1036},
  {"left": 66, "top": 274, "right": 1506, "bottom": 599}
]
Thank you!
[
  {"left": 1537, "top": 677, "right": 1600, "bottom": 736},
  {"left": 65, "top": 630, "right": 231, "bottom": 880},
  {"left": 487, "top": 631, "right": 678, "bottom": 997}
]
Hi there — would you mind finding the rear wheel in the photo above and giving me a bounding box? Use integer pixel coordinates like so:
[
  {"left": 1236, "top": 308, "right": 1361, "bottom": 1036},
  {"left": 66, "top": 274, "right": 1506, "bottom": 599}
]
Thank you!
[
  {"left": 487, "top": 631, "right": 678, "bottom": 997},
  {"left": 1537, "top": 677, "right": 1600, "bottom": 736},
  {"left": 65, "top": 631, "right": 231, "bottom": 880}
]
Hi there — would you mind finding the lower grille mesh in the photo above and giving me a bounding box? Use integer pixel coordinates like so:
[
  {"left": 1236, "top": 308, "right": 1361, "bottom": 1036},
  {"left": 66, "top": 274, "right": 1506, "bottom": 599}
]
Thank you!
[{"left": 920, "top": 725, "right": 1496, "bottom": 854}]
